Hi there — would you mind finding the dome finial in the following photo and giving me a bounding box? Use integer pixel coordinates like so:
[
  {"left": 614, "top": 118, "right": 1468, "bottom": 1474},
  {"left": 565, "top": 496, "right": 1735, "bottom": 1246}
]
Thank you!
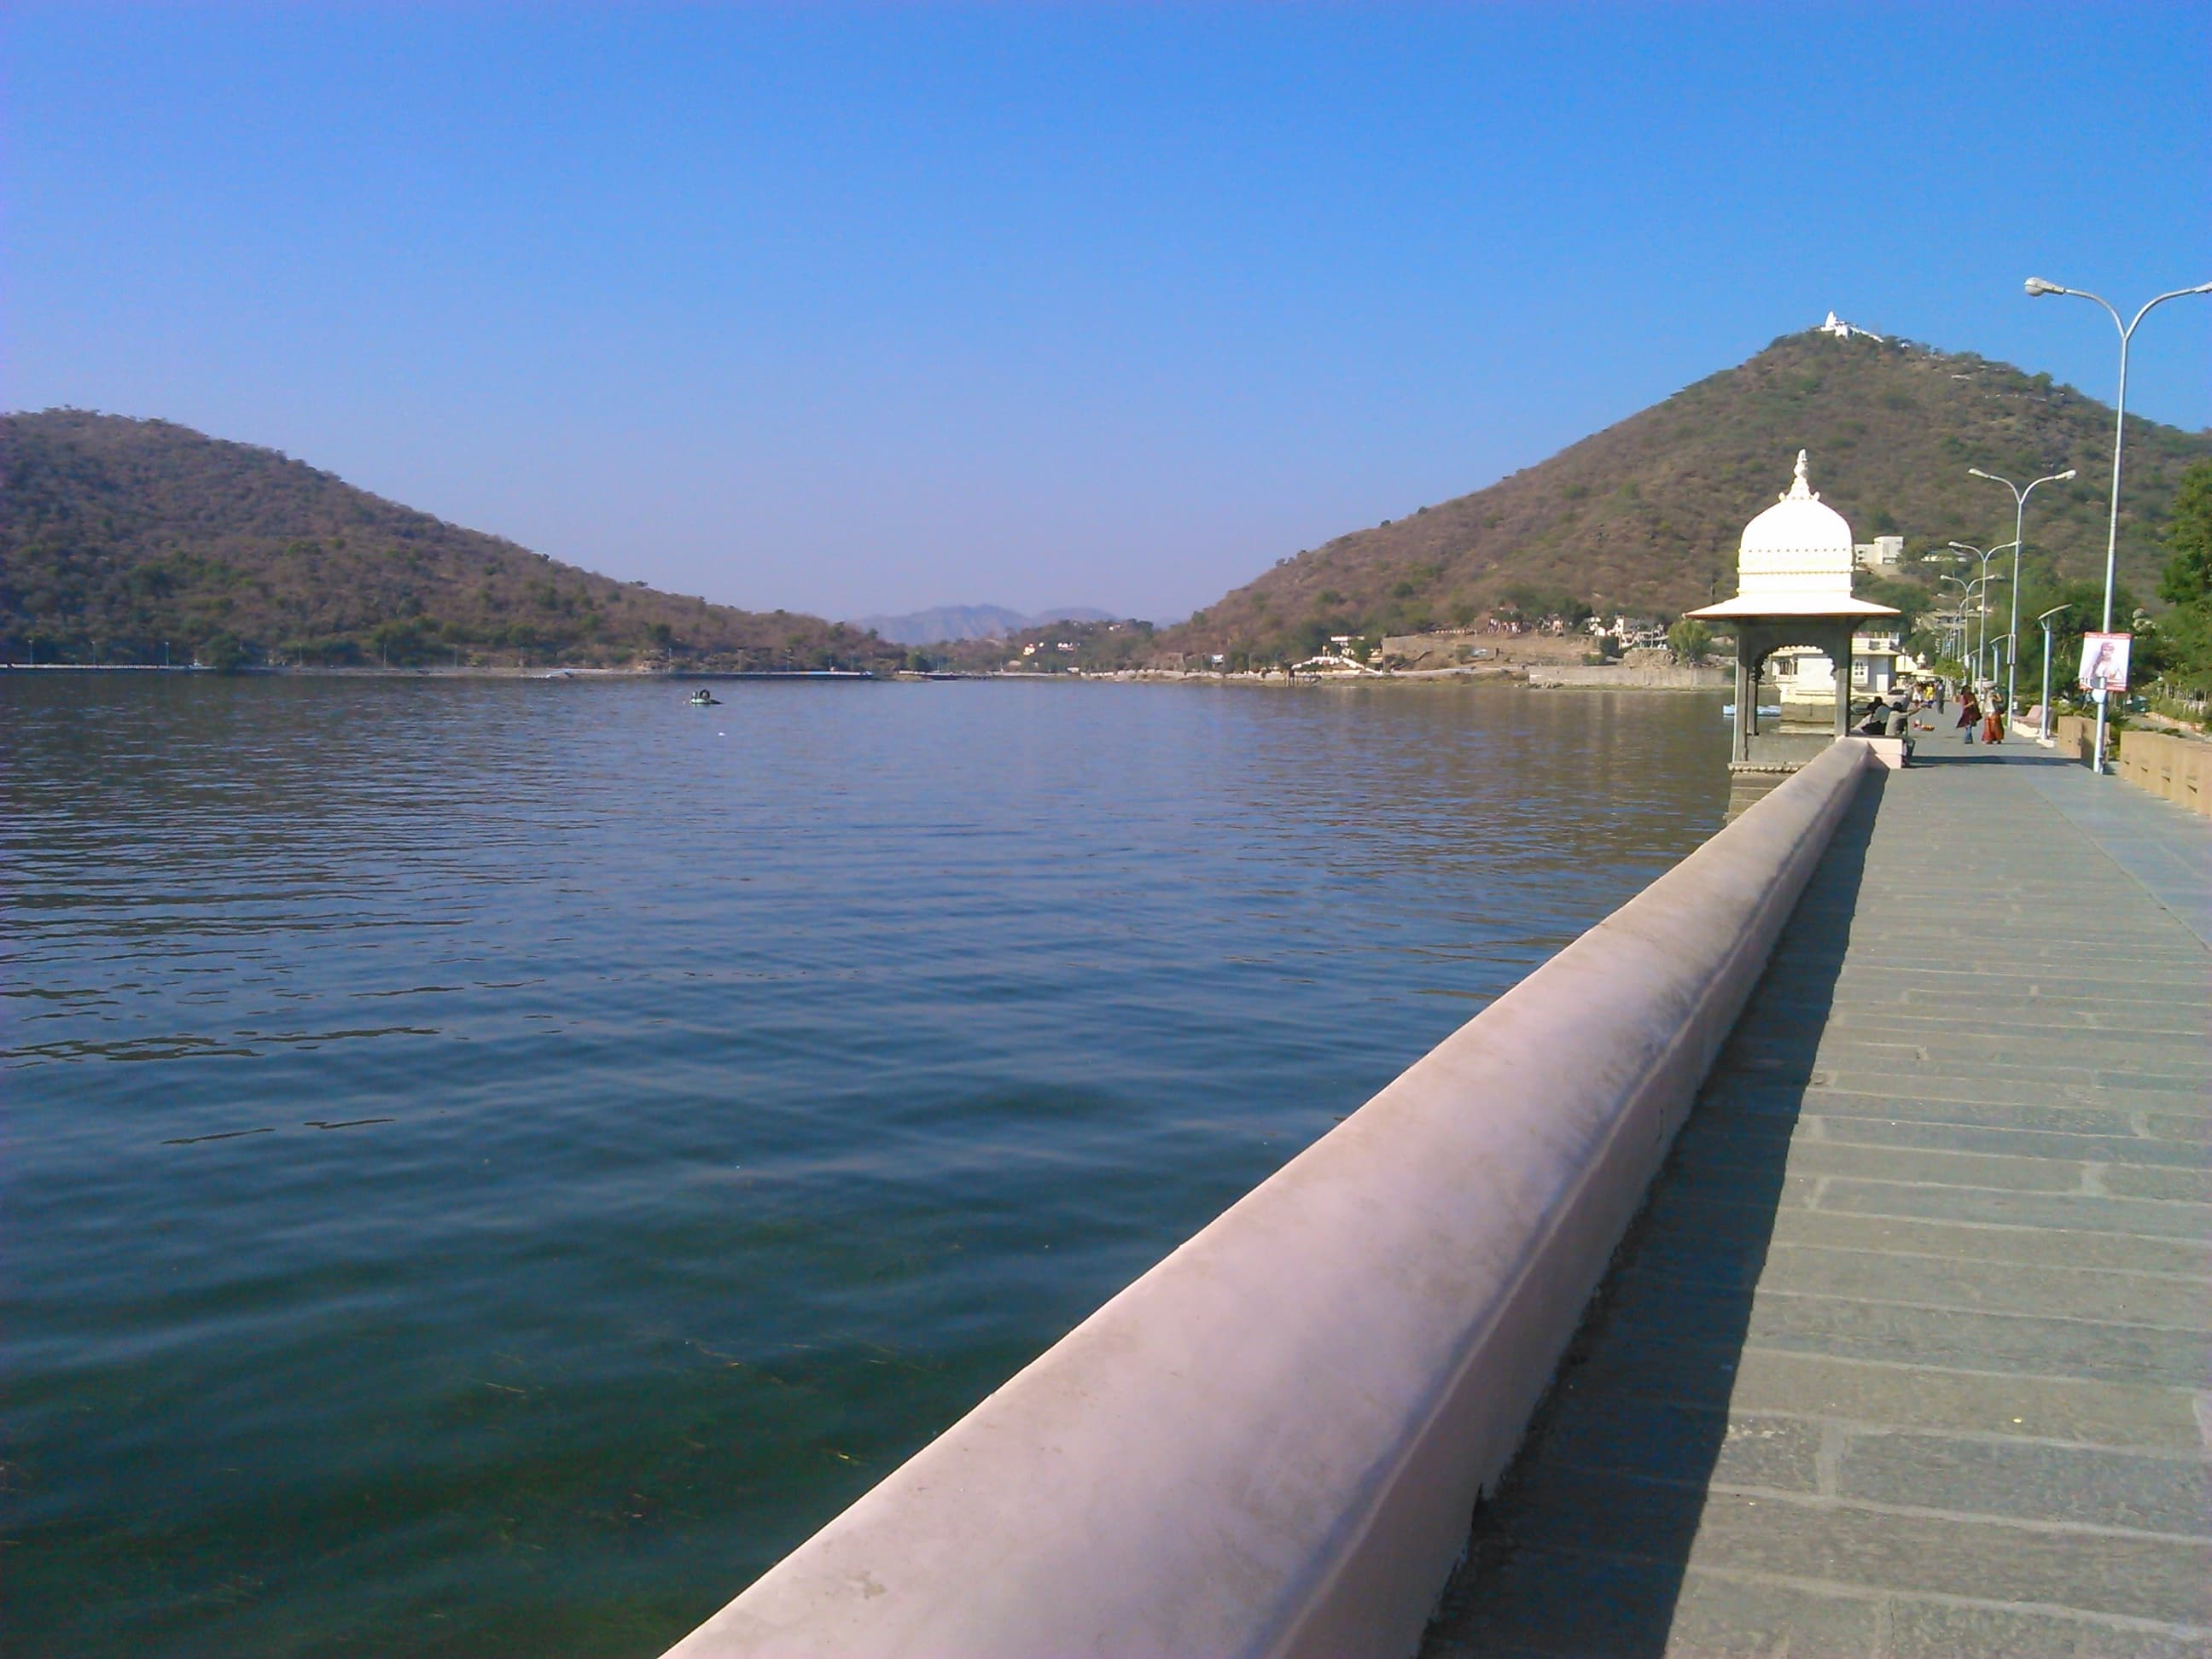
[{"left": 1783, "top": 449, "right": 1818, "bottom": 503}]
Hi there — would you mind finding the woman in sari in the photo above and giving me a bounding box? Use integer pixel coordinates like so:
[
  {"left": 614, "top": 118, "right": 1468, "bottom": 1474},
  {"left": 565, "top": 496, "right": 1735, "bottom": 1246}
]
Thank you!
[{"left": 1957, "top": 687, "right": 1981, "bottom": 744}]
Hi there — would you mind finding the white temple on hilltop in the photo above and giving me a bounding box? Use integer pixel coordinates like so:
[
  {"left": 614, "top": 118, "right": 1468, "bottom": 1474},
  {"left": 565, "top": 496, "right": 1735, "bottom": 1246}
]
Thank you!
[
  {"left": 1819, "top": 310, "right": 1884, "bottom": 342},
  {"left": 1688, "top": 451, "right": 1902, "bottom": 763}
]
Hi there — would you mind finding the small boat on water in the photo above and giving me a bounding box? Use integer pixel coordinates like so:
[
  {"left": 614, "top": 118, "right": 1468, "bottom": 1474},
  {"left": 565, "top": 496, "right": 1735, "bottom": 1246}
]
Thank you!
[
  {"left": 688, "top": 690, "right": 722, "bottom": 707},
  {"left": 1721, "top": 703, "right": 1783, "bottom": 719}
]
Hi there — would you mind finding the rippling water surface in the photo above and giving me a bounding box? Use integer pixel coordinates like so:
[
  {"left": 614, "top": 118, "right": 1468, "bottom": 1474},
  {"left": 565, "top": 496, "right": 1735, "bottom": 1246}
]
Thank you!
[{"left": 3, "top": 674, "right": 1726, "bottom": 1656}]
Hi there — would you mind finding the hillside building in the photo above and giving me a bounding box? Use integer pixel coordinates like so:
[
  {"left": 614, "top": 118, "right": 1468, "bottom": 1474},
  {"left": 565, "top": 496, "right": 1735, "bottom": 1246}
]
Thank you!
[{"left": 1818, "top": 310, "right": 1885, "bottom": 342}]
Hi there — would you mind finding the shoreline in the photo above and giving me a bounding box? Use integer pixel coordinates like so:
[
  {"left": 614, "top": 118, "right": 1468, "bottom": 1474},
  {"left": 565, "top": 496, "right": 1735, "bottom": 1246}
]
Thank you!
[{"left": 3, "top": 661, "right": 1731, "bottom": 693}]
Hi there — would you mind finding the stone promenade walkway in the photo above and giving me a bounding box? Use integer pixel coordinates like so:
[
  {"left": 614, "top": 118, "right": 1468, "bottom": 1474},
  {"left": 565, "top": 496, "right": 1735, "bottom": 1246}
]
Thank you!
[{"left": 1422, "top": 745, "right": 2212, "bottom": 1658}]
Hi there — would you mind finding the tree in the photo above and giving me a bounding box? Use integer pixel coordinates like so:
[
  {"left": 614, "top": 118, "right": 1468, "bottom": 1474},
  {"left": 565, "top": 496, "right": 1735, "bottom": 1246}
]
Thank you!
[
  {"left": 1666, "top": 619, "right": 1712, "bottom": 664},
  {"left": 2151, "top": 462, "right": 2212, "bottom": 700},
  {"left": 198, "top": 631, "right": 244, "bottom": 672},
  {"left": 2157, "top": 462, "right": 2212, "bottom": 608},
  {"left": 1851, "top": 573, "right": 1926, "bottom": 632}
]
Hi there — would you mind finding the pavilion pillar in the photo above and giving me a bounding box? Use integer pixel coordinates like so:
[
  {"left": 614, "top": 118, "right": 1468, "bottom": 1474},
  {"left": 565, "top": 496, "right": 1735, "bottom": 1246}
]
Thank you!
[
  {"left": 1734, "top": 642, "right": 1754, "bottom": 764},
  {"left": 1831, "top": 622, "right": 1854, "bottom": 738}
]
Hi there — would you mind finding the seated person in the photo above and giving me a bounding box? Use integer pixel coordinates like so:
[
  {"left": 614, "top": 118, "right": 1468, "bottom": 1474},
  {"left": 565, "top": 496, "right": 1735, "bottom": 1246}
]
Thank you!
[{"left": 1884, "top": 695, "right": 1915, "bottom": 764}]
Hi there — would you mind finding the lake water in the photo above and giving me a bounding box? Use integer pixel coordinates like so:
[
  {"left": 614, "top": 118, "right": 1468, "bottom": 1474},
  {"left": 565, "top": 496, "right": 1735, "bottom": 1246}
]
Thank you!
[{"left": 3, "top": 674, "right": 1726, "bottom": 1656}]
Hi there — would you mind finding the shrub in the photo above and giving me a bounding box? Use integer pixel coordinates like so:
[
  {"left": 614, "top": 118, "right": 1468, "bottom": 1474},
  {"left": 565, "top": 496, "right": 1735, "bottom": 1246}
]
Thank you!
[{"left": 1667, "top": 619, "right": 1713, "bottom": 664}]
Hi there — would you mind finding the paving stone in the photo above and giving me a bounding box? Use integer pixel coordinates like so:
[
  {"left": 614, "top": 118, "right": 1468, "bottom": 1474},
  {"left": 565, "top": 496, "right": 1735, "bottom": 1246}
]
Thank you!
[
  {"left": 1608, "top": 1284, "right": 2210, "bottom": 1386},
  {"left": 1798, "top": 1033, "right": 2204, "bottom": 1069},
  {"left": 1423, "top": 1544, "right": 1882, "bottom": 1657},
  {"left": 1629, "top": 1242, "right": 2212, "bottom": 1330},
  {"left": 2096, "top": 1070, "right": 2212, "bottom": 1094},
  {"left": 1539, "top": 1397, "right": 1821, "bottom": 1493},
  {"left": 1831, "top": 1008, "right": 2209, "bottom": 1040},
  {"left": 2104, "top": 1164, "right": 2212, "bottom": 1203},
  {"left": 1706, "top": 1086, "right": 2159, "bottom": 1138},
  {"left": 1786, "top": 1069, "right": 2186, "bottom": 1109},
  {"left": 1760, "top": 1209, "right": 2212, "bottom": 1278},
  {"left": 1883, "top": 1599, "right": 2212, "bottom": 1658},
  {"left": 1677, "top": 1490, "right": 2212, "bottom": 1628},
  {"left": 1659, "top": 1568, "right": 1886, "bottom": 1659},
  {"left": 1501, "top": 1473, "right": 2212, "bottom": 1625},
  {"left": 1807, "top": 1116, "right": 2212, "bottom": 1170},
  {"left": 1813, "top": 1178, "right": 2212, "bottom": 1240},
  {"left": 1762, "top": 1138, "right": 2097, "bottom": 1193},
  {"left": 1837, "top": 1430, "right": 2212, "bottom": 1535},
  {"left": 1708, "top": 1349, "right": 2208, "bottom": 1453}
]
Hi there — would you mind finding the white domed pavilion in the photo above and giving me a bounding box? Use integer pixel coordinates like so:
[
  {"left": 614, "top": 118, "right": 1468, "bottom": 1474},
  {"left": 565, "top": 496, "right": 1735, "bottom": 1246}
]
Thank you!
[{"left": 1687, "top": 451, "right": 1901, "bottom": 768}]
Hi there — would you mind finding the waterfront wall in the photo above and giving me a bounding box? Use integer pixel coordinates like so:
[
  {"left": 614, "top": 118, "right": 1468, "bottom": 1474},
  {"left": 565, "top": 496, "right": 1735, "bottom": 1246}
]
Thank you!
[
  {"left": 662, "top": 741, "right": 1881, "bottom": 1659},
  {"left": 1525, "top": 664, "right": 1729, "bottom": 689}
]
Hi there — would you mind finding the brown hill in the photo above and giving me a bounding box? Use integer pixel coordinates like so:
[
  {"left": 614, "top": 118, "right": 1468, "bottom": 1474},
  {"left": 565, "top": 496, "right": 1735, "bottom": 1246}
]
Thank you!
[
  {"left": 0, "top": 410, "right": 899, "bottom": 672},
  {"left": 1163, "top": 330, "right": 2212, "bottom": 661}
]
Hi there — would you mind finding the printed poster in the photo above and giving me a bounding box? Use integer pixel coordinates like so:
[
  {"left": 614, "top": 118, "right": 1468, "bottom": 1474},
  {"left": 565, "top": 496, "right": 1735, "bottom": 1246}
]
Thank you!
[{"left": 2077, "top": 632, "right": 2131, "bottom": 693}]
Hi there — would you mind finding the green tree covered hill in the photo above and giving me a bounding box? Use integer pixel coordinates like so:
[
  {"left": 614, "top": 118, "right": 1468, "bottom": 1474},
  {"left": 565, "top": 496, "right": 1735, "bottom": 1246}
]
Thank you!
[
  {"left": 0, "top": 410, "right": 899, "bottom": 672},
  {"left": 1162, "top": 330, "right": 2212, "bottom": 663}
]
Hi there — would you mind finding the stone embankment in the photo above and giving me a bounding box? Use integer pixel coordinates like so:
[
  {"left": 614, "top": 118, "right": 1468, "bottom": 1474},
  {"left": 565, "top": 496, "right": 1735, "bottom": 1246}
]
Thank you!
[
  {"left": 1525, "top": 664, "right": 1728, "bottom": 690},
  {"left": 660, "top": 742, "right": 1882, "bottom": 1659}
]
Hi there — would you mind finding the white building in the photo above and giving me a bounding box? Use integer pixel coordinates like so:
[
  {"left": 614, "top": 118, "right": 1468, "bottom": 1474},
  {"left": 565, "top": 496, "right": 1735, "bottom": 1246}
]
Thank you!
[
  {"left": 1818, "top": 310, "right": 1885, "bottom": 342},
  {"left": 1767, "top": 627, "right": 1901, "bottom": 705},
  {"left": 1853, "top": 535, "right": 1905, "bottom": 570},
  {"left": 1685, "top": 451, "right": 1903, "bottom": 759}
]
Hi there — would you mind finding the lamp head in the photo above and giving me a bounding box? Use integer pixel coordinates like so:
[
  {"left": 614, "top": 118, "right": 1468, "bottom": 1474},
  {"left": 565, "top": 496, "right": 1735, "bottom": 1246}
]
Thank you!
[
  {"left": 2023, "top": 276, "right": 2062, "bottom": 297},
  {"left": 1947, "top": 541, "right": 1975, "bottom": 554},
  {"left": 1968, "top": 468, "right": 1994, "bottom": 480},
  {"left": 2057, "top": 469, "right": 2077, "bottom": 481}
]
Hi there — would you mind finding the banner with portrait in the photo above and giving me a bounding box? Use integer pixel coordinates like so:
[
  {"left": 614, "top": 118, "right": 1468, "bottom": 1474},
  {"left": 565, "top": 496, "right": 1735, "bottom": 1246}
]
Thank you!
[{"left": 2077, "top": 632, "right": 2131, "bottom": 693}]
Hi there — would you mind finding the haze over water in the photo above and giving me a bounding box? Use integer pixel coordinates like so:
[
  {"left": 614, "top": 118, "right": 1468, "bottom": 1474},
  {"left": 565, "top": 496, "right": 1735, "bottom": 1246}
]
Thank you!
[{"left": 4, "top": 677, "right": 1726, "bottom": 1656}]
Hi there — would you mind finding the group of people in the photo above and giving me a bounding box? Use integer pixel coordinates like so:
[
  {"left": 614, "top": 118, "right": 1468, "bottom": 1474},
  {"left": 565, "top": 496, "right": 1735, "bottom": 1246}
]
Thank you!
[
  {"left": 1952, "top": 683, "right": 2008, "bottom": 746},
  {"left": 1852, "top": 678, "right": 2008, "bottom": 764},
  {"left": 1851, "top": 685, "right": 1920, "bottom": 761}
]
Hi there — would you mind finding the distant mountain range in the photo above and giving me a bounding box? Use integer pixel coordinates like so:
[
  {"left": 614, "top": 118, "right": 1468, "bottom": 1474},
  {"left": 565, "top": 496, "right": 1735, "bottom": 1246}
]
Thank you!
[
  {"left": 0, "top": 410, "right": 899, "bottom": 672},
  {"left": 847, "top": 602, "right": 1114, "bottom": 645},
  {"left": 14, "top": 327, "right": 2207, "bottom": 678},
  {"left": 1161, "top": 329, "right": 2212, "bottom": 661}
]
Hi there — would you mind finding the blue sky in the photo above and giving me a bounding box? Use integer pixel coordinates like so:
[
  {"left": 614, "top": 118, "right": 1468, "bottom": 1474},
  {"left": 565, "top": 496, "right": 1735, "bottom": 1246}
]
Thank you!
[{"left": 6, "top": 3, "right": 2209, "bottom": 621}]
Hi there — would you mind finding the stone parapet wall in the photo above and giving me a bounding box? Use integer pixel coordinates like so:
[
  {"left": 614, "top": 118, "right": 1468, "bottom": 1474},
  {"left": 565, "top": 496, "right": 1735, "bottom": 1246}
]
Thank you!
[
  {"left": 660, "top": 742, "right": 1880, "bottom": 1659},
  {"left": 2114, "top": 726, "right": 2212, "bottom": 818},
  {"left": 2053, "top": 713, "right": 2098, "bottom": 765},
  {"left": 2051, "top": 715, "right": 2212, "bottom": 817}
]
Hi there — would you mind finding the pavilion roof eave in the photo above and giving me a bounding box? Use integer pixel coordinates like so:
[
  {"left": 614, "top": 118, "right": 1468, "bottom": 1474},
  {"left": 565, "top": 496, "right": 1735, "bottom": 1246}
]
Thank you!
[{"left": 1685, "top": 597, "right": 1902, "bottom": 621}]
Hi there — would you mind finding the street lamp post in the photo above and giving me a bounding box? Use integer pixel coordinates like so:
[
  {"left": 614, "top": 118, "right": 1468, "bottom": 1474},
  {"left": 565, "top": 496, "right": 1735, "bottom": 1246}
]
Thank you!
[
  {"left": 1948, "top": 543, "right": 2013, "bottom": 682},
  {"left": 2035, "top": 603, "right": 2067, "bottom": 744},
  {"left": 1937, "top": 576, "right": 1989, "bottom": 675},
  {"left": 2025, "top": 276, "right": 2212, "bottom": 771},
  {"left": 1968, "top": 467, "right": 2076, "bottom": 726}
]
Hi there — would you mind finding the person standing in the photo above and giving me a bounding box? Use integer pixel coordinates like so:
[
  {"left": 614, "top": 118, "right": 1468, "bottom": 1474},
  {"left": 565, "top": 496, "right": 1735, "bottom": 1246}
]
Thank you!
[
  {"left": 1958, "top": 685, "right": 1981, "bottom": 743},
  {"left": 1983, "top": 691, "right": 2006, "bottom": 745}
]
